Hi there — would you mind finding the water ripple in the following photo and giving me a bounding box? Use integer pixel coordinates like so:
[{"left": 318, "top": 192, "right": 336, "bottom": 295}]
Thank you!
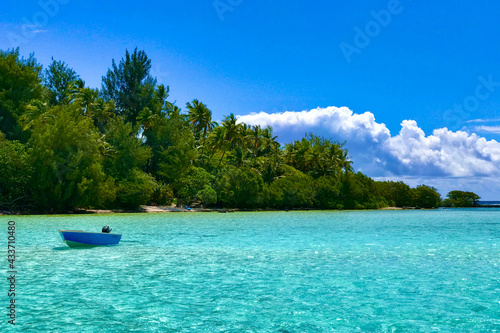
[{"left": 1, "top": 210, "right": 499, "bottom": 331}]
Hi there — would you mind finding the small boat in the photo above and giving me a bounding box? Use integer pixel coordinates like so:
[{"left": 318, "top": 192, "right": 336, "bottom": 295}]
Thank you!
[{"left": 59, "top": 226, "right": 122, "bottom": 248}]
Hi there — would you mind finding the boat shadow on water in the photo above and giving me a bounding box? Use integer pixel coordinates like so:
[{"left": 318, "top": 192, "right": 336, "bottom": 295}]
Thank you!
[
  {"left": 52, "top": 246, "right": 98, "bottom": 251},
  {"left": 52, "top": 244, "right": 122, "bottom": 251},
  {"left": 53, "top": 241, "right": 136, "bottom": 251}
]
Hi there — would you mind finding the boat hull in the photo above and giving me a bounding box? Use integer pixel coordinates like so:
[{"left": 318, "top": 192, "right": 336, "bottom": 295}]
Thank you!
[{"left": 59, "top": 230, "right": 122, "bottom": 247}]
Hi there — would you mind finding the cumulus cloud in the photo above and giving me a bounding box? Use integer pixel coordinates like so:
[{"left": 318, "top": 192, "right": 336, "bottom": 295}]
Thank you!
[
  {"left": 238, "top": 106, "right": 500, "bottom": 199},
  {"left": 384, "top": 121, "right": 500, "bottom": 177},
  {"left": 239, "top": 106, "right": 390, "bottom": 144}
]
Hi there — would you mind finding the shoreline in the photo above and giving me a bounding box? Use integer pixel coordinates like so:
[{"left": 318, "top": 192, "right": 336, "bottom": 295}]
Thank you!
[
  {"left": 4, "top": 205, "right": 498, "bottom": 216},
  {"left": 0, "top": 205, "right": 416, "bottom": 215}
]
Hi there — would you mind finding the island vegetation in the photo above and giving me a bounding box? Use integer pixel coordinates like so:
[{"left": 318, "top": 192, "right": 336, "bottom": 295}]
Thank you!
[
  {"left": 0, "top": 48, "right": 478, "bottom": 213},
  {"left": 442, "top": 191, "right": 481, "bottom": 207}
]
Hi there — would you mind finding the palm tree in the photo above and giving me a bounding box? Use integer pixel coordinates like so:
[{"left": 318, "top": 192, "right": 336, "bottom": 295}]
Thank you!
[
  {"left": 260, "top": 126, "right": 279, "bottom": 156},
  {"left": 258, "top": 146, "right": 284, "bottom": 184},
  {"left": 69, "top": 82, "right": 114, "bottom": 133},
  {"left": 186, "top": 99, "right": 216, "bottom": 140},
  {"left": 229, "top": 146, "right": 249, "bottom": 167},
  {"left": 205, "top": 126, "right": 228, "bottom": 169},
  {"left": 245, "top": 125, "right": 263, "bottom": 157},
  {"left": 285, "top": 137, "right": 312, "bottom": 174},
  {"left": 221, "top": 113, "right": 243, "bottom": 149},
  {"left": 209, "top": 113, "right": 245, "bottom": 168}
]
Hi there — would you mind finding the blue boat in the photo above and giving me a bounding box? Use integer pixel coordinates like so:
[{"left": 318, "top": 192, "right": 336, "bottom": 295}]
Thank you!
[{"left": 59, "top": 227, "right": 122, "bottom": 248}]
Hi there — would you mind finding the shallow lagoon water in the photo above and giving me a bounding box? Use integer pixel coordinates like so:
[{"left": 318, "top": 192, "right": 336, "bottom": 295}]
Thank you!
[{"left": 1, "top": 209, "right": 499, "bottom": 332}]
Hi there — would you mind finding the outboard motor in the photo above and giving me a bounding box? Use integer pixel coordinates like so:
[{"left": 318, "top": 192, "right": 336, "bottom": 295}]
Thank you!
[{"left": 102, "top": 226, "right": 112, "bottom": 233}]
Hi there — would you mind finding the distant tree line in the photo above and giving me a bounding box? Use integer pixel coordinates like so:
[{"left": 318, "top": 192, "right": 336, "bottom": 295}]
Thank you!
[{"left": 0, "top": 48, "right": 466, "bottom": 212}]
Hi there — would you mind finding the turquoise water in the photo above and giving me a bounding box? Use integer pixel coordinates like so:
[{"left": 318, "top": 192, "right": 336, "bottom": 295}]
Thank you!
[{"left": 1, "top": 209, "right": 499, "bottom": 332}]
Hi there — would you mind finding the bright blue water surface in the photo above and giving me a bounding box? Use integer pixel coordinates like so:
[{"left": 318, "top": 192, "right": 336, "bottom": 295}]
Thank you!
[{"left": 1, "top": 209, "right": 499, "bottom": 332}]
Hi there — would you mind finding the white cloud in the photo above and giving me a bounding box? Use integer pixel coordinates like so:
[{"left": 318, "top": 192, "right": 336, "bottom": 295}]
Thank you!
[
  {"left": 466, "top": 118, "right": 500, "bottom": 123},
  {"left": 472, "top": 125, "right": 500, "bottom": 134},
  {"left": 385, "top": 121, "right": 500, "bottom": 177},
  {"left": 238, "top": 106, "right": 500, "bottom": 199},
  {"left": 238, "top": 106, "right": 390, "bottom": 145}
]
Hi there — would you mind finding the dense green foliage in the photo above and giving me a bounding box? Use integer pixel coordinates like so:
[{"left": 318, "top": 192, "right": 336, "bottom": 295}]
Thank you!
[
  {"left": 0, "top": 132, "right": 32, "bottom": 209},
  {"left": 44, "top": 58, "right": 80, "bottom": 106},
  {"left": 0, "top": 49, "right": 43, "bottom": 142},
  {"left": 0, "top": 48, "right": 448, "bottom": 212},
  {"left": 443, "top": 190, "right": 481, "bottom": 207}
]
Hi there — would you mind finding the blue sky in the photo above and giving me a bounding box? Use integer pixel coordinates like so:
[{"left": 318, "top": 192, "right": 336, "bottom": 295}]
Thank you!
[{"left": 2, "top": 0, "right": 500, "bottom": 198}]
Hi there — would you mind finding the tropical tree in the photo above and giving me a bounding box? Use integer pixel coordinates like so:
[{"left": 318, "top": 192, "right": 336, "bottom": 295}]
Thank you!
[
  {"left": 267, "top": 166, "right": 315, "bottom": 208},
  {"left": 413, "top": 185, "right": 442, "bottom": 208},
  {"left": 103, "top": 116, "right": 152, "bottom": 181},
  {"left": 136, "top": 84, "right": 172, "bottom": 139},
  {"left": 443, "top": 190, "right": 480, "bottom": 207},
  {"left": 209, "top": 113, "right": 244, "bottom": 168},
  {"left": 175, "top": 167, "right": 214, "bottom": 205},
  {"left": 253, "top": 147, "right": 284, "bottom": 184},
  {"left": 0, "top": 132, "right": 32, "bottom": 209},
  {"left": 374, "top": 181, "right": 414, "bottom": 207},
  {"left": 245, "top": 125, "right": 263, "bottom": 157},
  {"left": 186, "top": 99, "right": 217, "bottom": 141},
  {"left": 215, "top": 166, "right": 264, "bottom": 208},
  {"left": 197, "top": 185, "right": 217, "bottom": 206},
  {"left": 28, "top": 104, "right": 115, "bottom": 211},
  {"left": 69, "top": 83, "right": 116, "bottom": 133},
  {"left": 148, "top": 107, "right": 198, "bottom": 183},
  {"left": 285, "top": 134, "right": 351, "bottom": 178},
  {"left": 43, "top": 58, "right": 80, "bottom": 106},
  {"left": 0, "top": 48, "right": 43, "bottom": 141},
  {"left": 259, "top": 126, "right": 280, "bottom": 156},
  {"left": 101, "top": 48, "right": 157, "bottom": 124},
  {"left": 314, "top": 175, "right": 342, "bottom": 209},
  {"left": 221, "top": 113, "right": 243, "bottom": 149}
]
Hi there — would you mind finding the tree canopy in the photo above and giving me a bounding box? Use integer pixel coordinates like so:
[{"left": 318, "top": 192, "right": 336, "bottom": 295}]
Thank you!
[
  {"left": 101, "top": 48, "right": 157, "bottom": 124},
  {"left": 43, "top": 58, "right": 80, "bottom": 106},
  {"left": 443, "top": 190, "right": 481, "bottom": 207},
  {"left": 0, "top": 48, "right": 43, "bottom": 141}
]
